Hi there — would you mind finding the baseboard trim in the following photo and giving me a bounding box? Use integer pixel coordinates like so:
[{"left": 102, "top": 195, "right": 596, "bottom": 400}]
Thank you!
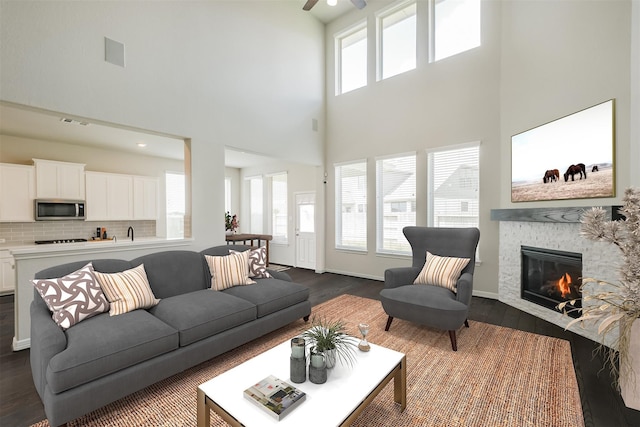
[
  {"left": 473, "top": 290, "right": 498, "bottom": 300},
  {"left": 12, "top": 336, "right": 30, "bottom": 351},
  {"left": 323, "top": 268, "right": 384, "bottom": 282}
]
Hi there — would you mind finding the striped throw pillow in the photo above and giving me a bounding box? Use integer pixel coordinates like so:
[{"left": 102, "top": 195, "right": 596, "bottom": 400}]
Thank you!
[
  {"left": 205, "top": 251, "right": 256, "bottom": 291},
  {"left": 230, "top": 246, "right": 271, "bottom": 279},
  {"left": 413, "top": 251, "right": 470, "bottom": 292},
  {"left": 94, "top": 264, "right": 159, "bottom": 316},
  {"left": 31, "top": 263, "right": 109, "bottom": 329}
]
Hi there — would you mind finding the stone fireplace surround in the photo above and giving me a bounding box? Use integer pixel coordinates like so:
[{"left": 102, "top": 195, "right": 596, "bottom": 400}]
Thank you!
[{"left": 492, "top": 206, "right": 621, "bottom": 347}]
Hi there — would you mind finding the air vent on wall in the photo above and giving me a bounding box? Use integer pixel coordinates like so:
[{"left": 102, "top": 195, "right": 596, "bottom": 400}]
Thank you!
[{"left": 60, "top": 118, "right": 89, "bottom": 126}]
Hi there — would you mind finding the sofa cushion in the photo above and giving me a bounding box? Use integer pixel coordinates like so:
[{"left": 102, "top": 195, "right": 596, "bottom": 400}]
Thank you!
[
  {"left": 47, "top": 309, "right": 178, "bottom": 394},
  {"left": 130, "top": 251, "right": 209, "bottom": 298},
  {"left": 222, "top": 278, "right": 310, "bottom": 318},
  {"left": 94, "top": 264, "right": 160, "bottom": 316},
  {"left": 149, "top": 289, "right": 257, "bottom": 346},
  {"left": 31, "top": 263, "right": 110, "bottom": 330},
  {"left": 205, "top": 251, "right": 256, "bottom": 290}
]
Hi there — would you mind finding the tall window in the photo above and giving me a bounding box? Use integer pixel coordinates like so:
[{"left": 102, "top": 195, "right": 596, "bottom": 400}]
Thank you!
[
  {"left": 337, "top": 23, "right": 367, "bottom": 95},
  {"left": 248, "top": 176, "right": 263, "bottom": 233},
  {"left": 335, "top": 161, "right": 367, "bottom": 251},
  {"left": 376, "top": 153, "right": 416, "bottom": 255},
  {"left": 433, "top": 0, "right": 481, "bottom": 62},
  {"left": 165, "top": 172, "right": 185, "bottom": 239},
  {"left": 270, "top": 172, "right": 288, "bottom": 244},
  {"left": 427, "top": 143, "right": 479, "bottom": 228},
  {"left": 378, "top": 1, "right": 417, "bottom": 80}
]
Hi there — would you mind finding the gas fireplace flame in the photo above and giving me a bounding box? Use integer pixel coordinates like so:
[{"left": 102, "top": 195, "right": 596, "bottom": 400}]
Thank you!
[{"left": 557, "top": 273, "right": 572, "bottom": 299}]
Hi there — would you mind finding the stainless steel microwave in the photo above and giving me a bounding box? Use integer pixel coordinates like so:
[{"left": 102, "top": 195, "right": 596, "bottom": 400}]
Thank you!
[{"left": 35, "top": 199, "right": 86, "bottom": 221}]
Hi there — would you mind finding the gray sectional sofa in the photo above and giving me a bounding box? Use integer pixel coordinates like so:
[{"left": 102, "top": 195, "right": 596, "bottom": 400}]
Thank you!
[{"left": 30, "top": 245, "right": 311, "bottom": 427}]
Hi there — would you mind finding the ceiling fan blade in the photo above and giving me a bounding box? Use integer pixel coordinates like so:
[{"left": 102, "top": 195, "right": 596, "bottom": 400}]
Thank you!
[
  {"left": 350, "top": 0, "right": 367, "bottom": 9},
  {"left": 303, "top": 0, "right": 319, "bottom": 11}
]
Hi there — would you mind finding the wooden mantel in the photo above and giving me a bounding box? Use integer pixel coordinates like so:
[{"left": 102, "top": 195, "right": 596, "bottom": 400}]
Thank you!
[{"left": 490, "top": 205, "right": 622, "bottom": 223}]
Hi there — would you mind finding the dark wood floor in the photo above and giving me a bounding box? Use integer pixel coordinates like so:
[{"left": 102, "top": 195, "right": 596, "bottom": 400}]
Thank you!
[{"left": 1, "top": 268, "right": 639, "bottom": 426}]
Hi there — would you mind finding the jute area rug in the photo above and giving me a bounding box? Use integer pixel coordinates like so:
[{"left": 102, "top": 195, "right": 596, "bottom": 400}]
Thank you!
[{"left": 32, "top": 294, "right": 584, "bottom": 427}]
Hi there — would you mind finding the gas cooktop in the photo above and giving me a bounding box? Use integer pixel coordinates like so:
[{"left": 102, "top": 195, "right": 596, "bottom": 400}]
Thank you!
[{"left": 34, "top": 238, "right": 88, "bottom": 245}]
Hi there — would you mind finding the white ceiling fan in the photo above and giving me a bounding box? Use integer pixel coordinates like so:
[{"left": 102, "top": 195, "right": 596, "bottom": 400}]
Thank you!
[{"left": 303, "top": 0, "right": 367, "bottom": 12}]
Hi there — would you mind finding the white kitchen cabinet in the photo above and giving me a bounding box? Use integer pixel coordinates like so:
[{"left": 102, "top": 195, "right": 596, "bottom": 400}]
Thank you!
[
  {"left": 0, "top": 163, "right": 36, "bottom": 222},
  {"left": 133, "top": 176, "right": 158, "bottom": 220},
  {"left": 85, "top": 172, "right": 133, "bottom": 220},
  {"left": 33, "top": 159, "right": 85, "bottom": 200},
  {"left": 0, "top": 250, "right": 15, "bottom": 294}
]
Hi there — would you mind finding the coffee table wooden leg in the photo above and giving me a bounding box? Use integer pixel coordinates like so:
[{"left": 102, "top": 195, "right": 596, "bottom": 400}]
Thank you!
[
  {"left": 394, "top": 355, "right": 407, "bottom": 411},
  {"left": 197, "top": 387, "right": 210, "bottom": 427}
]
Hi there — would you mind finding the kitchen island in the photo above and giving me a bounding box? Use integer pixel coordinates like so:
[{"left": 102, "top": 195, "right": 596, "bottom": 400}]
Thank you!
[{"left": 8, "top": 237, "right": 194, "bottom": 351}]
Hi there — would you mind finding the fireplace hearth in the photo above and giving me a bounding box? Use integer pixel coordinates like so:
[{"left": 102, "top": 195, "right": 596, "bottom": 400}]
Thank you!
[{"left": 521, "top": 246, "right": 582, "bottom": 318}]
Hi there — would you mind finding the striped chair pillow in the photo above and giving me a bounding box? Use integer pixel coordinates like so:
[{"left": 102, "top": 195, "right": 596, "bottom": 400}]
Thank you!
[
  {"left": 413, "top": 251, "right": 470, "bottom": 292},
  {"left": 94, "top": 264, "right": 160, "bottom": 316},
  {"left": 205, "top": 250, "right": 256, "bottom": 291}
]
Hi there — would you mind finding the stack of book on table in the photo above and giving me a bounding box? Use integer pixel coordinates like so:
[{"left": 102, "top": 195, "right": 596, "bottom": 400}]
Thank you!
[{"left": 243, "top": 375, "right": 306, "bottom": 420}]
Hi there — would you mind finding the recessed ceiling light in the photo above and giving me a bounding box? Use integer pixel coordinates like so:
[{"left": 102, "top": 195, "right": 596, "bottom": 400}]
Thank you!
[{"left": 137, "top": 143, "right": 147, "bottom": 148}]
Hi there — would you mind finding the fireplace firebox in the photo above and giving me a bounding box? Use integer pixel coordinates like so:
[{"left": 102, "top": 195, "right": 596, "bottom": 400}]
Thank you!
[{"left": 521, "top": 246, "right": 582, "bottom": 318}]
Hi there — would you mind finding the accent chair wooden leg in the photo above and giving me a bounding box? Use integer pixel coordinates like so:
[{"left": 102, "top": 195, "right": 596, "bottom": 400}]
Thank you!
[
  {"left": 385, "top": 316, "right": 394, "bottom": 331},
  {"left": 448, "top": 330, "right": 458, "bottom": 351},
  {"left": 303, "top": 315, "right": 310, "bottom": 322},
  {"left": 464, "top": 319, "right": 469, "bottom": 328}
]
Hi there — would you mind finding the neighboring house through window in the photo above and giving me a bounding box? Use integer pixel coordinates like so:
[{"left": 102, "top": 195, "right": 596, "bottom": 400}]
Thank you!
[{"left": 376, "top": 153, "right": 416, "bottom": 255}]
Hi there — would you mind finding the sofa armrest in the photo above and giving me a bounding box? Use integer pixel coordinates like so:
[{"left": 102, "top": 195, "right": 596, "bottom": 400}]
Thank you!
[
  {"left": 30, "top": 296, "right": 66, "bottom": 399},
  {"left": 455, "top": 272, "right": 474, "bottom": 306},
  {"left": 267, "top": 269, "right": 292, "bottom": 282},
  {"left": 384, "top": 267, "right": 421, "bottom": 289}
]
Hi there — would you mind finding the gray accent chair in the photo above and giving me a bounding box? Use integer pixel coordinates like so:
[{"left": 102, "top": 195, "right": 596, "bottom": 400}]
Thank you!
[{"left": 380, "top": 226, "right": 480, "bottom": 351}]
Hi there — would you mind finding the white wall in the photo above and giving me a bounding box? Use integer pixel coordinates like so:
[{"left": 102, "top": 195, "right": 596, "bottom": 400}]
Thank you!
[
  {"left": 0, "top": 0, "right": 325, "bottom": 251},
  {"left": 324, "top": 0, "right": 502, "bottom": 295},
  {"left": 323, "top": 0, "right": 636, "bottom": 297}
]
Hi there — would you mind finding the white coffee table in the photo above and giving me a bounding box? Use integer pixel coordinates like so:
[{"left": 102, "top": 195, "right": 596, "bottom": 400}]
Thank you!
[{"left": 197, "top": 339, "right": 406, "bottom": 426}]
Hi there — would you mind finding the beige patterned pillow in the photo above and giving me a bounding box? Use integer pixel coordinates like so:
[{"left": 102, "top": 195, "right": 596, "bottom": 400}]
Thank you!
[
  {"left": 94, "top": 264, "right": 159, "bottom": 316},
  {"left": 413, "top": 251, "right": 470, "bottom": 292},
  {"left": 31, "top": 263, "right": 110, "bottom": 329},
  {"left": 230, "top": 246, "right": 271, "bottom": 279},
  {"left": 205, "top": 251, "right": 256, "bottom": 291}
]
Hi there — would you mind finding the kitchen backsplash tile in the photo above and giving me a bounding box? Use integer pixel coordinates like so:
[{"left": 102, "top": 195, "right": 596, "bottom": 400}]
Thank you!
[{"left": 0, "top": 221, "right": 156, "bottom": 244}]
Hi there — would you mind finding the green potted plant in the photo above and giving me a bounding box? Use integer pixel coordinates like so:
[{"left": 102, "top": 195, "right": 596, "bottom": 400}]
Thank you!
[{"left": 301, "top": 316, "right": 358, "bottom": 368}]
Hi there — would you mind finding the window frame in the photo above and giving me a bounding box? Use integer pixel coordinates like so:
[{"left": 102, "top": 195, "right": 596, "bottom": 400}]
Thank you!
[
  {"left": 376, "top": 0, "right": 417, "bottom": 82},
  {"left": 335, "top": 20, "right": 368, "bottom": 95},
  {"left": 335, "top": 159, "right": 368, "bottom": 252},
  {"left": 375, "top": 152, "right": 417, "bottom": 256}
]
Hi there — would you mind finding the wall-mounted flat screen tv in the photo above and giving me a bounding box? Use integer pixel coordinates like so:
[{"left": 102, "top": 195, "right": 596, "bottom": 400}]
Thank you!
[{"left": 511, "top": 99, "right": 615, "bottom": 202}]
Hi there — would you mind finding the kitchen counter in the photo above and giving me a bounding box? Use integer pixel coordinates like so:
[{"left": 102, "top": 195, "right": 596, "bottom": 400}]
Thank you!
[{"left": 9, "top": 237, "right": 194, "bottom": 352}]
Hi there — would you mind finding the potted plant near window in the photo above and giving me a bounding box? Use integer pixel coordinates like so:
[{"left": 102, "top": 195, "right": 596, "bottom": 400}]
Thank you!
[
  {"left": 301, "top": 316, "right": 358, "bottom": 369},
  {"left": 225, "top": 211, "right": 238, "bottom": 235}
]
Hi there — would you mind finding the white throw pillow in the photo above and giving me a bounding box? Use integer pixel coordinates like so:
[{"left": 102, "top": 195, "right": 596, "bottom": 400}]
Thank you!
[
  {"left": 94, "top": 264, "right": 160, "bottom": 316},
  {"left": 205, "top": 251, "right": 256, "bottom": 291},
  {"left": 413, "top": 251, "right": 470, "bottom": 292}
]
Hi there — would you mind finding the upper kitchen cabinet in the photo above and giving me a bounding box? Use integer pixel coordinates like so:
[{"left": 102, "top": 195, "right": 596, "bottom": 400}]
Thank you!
[
  {"left": 133, "top": 176, "right": 158, "bottom": 220},
  {"left": 33, "top": 159, "right": 85, "bottom": 200},
  {"left": 85, "top": 172, "right": 133, "bottom": 221},
  {"left": 0, "top": 163, "right": 35, "bottom": 222}
]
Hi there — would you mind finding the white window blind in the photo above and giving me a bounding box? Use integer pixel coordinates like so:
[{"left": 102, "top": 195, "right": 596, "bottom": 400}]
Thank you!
[
  {"left": 335, "top": 161, "right": 367, "bottom": 251},
  {"left": 165, "top": 172, "right": 185, "bottom": 239},
  {"left": 248, "top": 176, "right": 263, "bottom": 233},
  {"left": 379, "top": 1, "right": 417, "bottom": 80},
  {"left": 337, "top": 23, "right": 367, "bottom": 95},
  {"left": 427, "top": 143, "right": 479, "bottom": 228},
  {"left": 271, "top": 172, "right": 288, "bottom": 244},
  {"left": 376, "top": 153, "right": 416, "bottom": 255}
]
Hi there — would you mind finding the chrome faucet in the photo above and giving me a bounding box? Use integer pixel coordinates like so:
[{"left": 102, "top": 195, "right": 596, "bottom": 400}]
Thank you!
[{"left": 127, "top": 226, "right": 134, "bottom": 241}]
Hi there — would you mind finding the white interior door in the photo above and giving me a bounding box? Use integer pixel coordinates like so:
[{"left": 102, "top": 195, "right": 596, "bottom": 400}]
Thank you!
[{"left": 295, "top": 192, "right": 316, "bottom": 270}]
